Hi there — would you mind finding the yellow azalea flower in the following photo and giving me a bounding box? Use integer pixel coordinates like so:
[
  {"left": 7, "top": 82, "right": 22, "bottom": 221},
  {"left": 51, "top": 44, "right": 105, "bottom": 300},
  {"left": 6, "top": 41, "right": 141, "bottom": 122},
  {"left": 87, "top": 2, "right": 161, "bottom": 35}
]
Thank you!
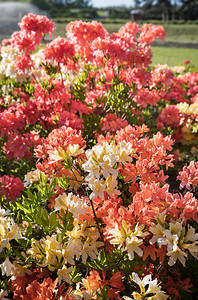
[
  {"left": 167, "top": 243, "right": 188, "bottom": 267},
  {"left": 0, "top": 212, "right": 20, "bottom": 252},
  {"left": 0, "top": 258, "right": 14, "bottom": 277},
  {"left": 88, "top": 178, "right": 106, "bottom": 200},
  {"left": 67, "top": 144, "right": 84, "bottom": 156},
  {"left": 27, "top": 238, "right": 45, "bottom": 262},
  {"left": 131, "top": 272, "right": 168, "bottom": 300},
  {"left": 182, "top": 242, "right": 198, "bottom": 259},
  {"left": 24, "top": 169, "right": 43, "bottom": 187},
  {"left": 63, "top": 238, "right": 82, "bottom": 265},
  {"left": 0, "top": 289, "right": 9, "bottom": 300},
  {"left": 105, "top": 174, "right": 120, "bottom": 197},
  {"left": 28, "top": 234, "right": 64, "bottom": 271},
  {"left": 184, "top": 225, "right": 198, "bottom": 242},
  {"left": 48, "top": 146, "right": 68, "bottom": 163},
  {"left": 133, "top": 224, "right": 148, "bottom": 238},
  {"left": 111, "top": 141, "right": 134, "bottom": 165},
  {"left": 54, "top": 192, "right": 87, "bottom": 218},
  {"left": 82, "top": 141, "right": 134, "bottom": 200},
  {"left": 125, "top": 235, "right": 143, "bottom": 260},
  {"left": 108, "top": 221, "right": 130, "bottom": 246},
  {"left": 149, "top": 223, "right": 166, "bottom": 245},
  {"left": 81, "top": 227, "right": 103, "bottom": 264},
  {"left": 54, "top": 193, "right": 68, "bottom": 211},
  {"left": 57, "top": 265, "right": 73, "bottom": 283},
  {"left": 67, "top": 220, "right": 85, "bottom": 240},
  {"left": 109, "top": 222, "right": 147, "bottom": 260},
  {"left": 109, "top": 224, "right": 126, "bottom": 246},
  {"left": 169, "top": 221, "right": 183, "bottom": 236}
]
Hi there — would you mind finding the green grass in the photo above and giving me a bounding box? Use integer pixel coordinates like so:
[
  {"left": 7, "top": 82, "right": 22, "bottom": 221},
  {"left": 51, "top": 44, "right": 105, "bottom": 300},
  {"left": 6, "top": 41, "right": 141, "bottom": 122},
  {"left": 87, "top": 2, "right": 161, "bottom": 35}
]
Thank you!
[
  {"left": 151, "top": 46, "right": 198, "bottom": 68},
  {"left": 163, "top": 24, "right": 198, "bottom": 44}
]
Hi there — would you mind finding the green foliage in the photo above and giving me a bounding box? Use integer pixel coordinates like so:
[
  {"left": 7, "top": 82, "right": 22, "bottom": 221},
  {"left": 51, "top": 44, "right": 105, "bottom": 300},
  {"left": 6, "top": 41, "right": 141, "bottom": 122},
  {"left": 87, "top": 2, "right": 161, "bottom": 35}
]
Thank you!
[
  {"left": 42, "top": 62, "right": 59, "bottom": 77},
  {"left": 0, "top": 138, "right": 33, "bottom": 178},
  {"left": 88, "top": 250, "right": 108, "bottom": 271},
  {"left": 12, "top": 175, "right": 59, "bottom": 234},
  {"left": 82, "top": 113, "right": 103, "bottom": 147},
  {"left": 69, "top": 266, "right": 82, "bottom": 283}
]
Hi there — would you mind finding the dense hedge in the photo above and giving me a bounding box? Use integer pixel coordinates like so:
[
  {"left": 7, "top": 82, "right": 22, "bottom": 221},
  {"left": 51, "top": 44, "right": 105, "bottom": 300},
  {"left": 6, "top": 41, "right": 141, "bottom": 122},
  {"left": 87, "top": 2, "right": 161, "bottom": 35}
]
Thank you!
[{"left": 0, "top": 14, "right": 198, "bottom": 299}]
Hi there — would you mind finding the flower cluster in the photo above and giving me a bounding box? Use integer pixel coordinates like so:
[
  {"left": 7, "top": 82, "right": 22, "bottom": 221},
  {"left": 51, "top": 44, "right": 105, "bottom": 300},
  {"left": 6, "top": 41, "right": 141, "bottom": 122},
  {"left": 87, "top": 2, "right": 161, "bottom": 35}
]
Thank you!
[
  {"left": 149, "top": 212, "right": 198, "bottom": 266},
  {"left": 0, "top": 14, "right": 197, "bottom": 299},
  {"left": 82, "top": 141, "right": 134, "bottom": 199},
  {"left": 0, "top": 208, "right": 20, "bottom": 252}
]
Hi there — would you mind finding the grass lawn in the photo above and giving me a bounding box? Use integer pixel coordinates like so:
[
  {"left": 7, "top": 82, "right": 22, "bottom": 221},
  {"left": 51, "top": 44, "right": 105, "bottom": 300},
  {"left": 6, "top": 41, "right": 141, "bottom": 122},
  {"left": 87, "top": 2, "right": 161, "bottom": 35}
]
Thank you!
[
  {"left": 163, "top": 24, "right": 198, "bottom": 44},
  {"left": 151, "top": 46, "right": 198, "bottom": 68}
]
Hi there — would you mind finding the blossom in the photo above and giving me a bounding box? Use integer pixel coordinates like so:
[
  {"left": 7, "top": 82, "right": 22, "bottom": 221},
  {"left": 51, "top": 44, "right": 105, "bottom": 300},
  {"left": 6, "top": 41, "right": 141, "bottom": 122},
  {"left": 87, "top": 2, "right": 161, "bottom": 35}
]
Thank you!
[
  {"left": 82, "top": 141, "right": 134, "bottom": 199},
  {"left": 0, "top": 175, "right": 24, "bottom": 202},
  {"left": 177, "top": 161, "right": 198, "bottom": 190},
  {"left": 0, "top": 210, "right": 21, "bottom": 252},
  {"left": 108, "top": 221, "right": 148, "bottom": 260},
  {"left": 27, "top": 234, "right": 64, "bottom": 271},
  {"left": 167, "top": 242, "right": 188, "bottom": 266},
  {"left": 54, "top": 193, "right": 87, "bottom": 218},
  {"left": 131, "top": 272, "right": 168, "bottom": 300},
  {"left": 118, "top": 22, "right": 139, "bottom": 38},
  {"left": 100, "top": 113, "right": 129, "bottom": 133},
  {"left": 0, "top": 257, "right": 28, "bottom": 280},
  {"left": 157, "top": 105, "right": 182, "bottom": 129},
  {"left": 57, "top": 265, "right": 73, "bottom": 284},
  {"left": 66, "top": 20, "right": 108, "bottom": 44},
  {"left": 0, "top": 45, "right": 29, "bottom": 81},
  {"left": 14, "top": 53, "right": 33, "bottom": 75},
  {"left": 125, "top": 235, "right": 143, "bottom": 260},
  {"left": 0, "top": 257, "right": 14, "bottom": 277},
  {"left": 0, "top": 290, "right": 9, "bottom": 300},
  {"left": 18, "top": 13, "right": 54, "bottom": 38},
  {"left": 138, "top": 24, "right": 166, "bottom": 45},
  {"left": 81, "top": 227, "right": 104, "bottom": 264},
  {"left": 44, "top": 37, "right": 75, "bottom": 65},
  {"left": 48, "top": 144, "right": 84, "bottom": 164},
  {"left": 149, "top": 214, "right": 198, "bottom": 266},
  {"left": 24, "top": 169, "right": 44, "bottom": 187},
  {"left": 25, "top": 277, "right": 58, "bottom": 300},
  {"left": 10, "top": 30, "right": 41, "bottom": 53}
]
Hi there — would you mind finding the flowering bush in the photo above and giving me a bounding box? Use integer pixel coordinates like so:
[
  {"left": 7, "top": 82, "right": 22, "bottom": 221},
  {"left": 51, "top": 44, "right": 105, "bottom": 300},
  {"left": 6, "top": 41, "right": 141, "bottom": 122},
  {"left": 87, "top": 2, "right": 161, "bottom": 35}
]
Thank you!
[{"left": 0, "top": 14, "right": 198, "bottom": 299}]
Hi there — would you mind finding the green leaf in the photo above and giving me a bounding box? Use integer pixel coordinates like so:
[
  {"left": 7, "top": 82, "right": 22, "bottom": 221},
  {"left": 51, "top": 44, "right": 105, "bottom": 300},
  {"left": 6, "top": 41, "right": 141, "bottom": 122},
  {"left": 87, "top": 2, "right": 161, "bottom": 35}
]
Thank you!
[
  {"left": 41, "top": 209, "right": 49, "bottom": 227},
  {"left": 57, "top": 174, "right": 69, "bottom": 190},
  {"left": 69, "top": 266, "right": 82, "bottom": 283},
  {"left": 26, "top": 225, "right": 33, "bottom": 238}
]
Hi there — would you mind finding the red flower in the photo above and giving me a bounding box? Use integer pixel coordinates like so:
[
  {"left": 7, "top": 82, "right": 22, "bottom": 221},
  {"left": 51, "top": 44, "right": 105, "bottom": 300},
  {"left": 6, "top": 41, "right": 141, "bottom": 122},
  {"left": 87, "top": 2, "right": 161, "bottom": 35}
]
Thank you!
[
  {"left": 15, "top": 54, "right": 33, "bottom": 74},
  {"left": 26, "top": 277, "right": 58, "bottom": 300},
  {"left": 0, "top": 175, "right": 24, "bottom": 202},
  {"left": 19, "top": 13, "right": 54, "bottom": 38},
  {"left": 44, "top": 37, "right": 75, "bottom": 65}
]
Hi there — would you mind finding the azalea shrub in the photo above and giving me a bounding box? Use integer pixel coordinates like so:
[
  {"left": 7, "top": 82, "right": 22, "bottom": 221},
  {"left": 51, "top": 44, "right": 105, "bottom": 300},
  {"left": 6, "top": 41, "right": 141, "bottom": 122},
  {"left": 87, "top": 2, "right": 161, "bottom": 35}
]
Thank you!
[{"left": 0, "top": 14, "right": 198, "bottom": 300}]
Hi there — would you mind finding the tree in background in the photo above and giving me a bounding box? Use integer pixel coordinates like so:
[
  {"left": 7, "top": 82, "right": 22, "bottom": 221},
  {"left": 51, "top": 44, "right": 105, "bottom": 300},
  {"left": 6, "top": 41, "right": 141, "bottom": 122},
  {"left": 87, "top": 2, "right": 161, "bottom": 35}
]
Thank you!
[
  {"left": 31, "top": 0, "right": 52, "bottom": 10},
  {"left": 179, "top": 0, "right": 198, "bottom": 20},
  {"left": 51, "top": 0, "right": 92, "bottom": 7},
  {"left": 156, "top": 0, "right": 172, "bottom": 21}
]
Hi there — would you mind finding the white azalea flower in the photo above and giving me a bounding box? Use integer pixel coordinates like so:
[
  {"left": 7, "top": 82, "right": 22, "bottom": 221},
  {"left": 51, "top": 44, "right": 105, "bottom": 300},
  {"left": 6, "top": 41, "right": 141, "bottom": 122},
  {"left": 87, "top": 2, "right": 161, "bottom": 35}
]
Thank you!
[
  {"left": 0, "top": 258, "right": 14, "bottom": 277},
  {"left": 131, "top": 272, "right": 168, "bottom": 300},
  {"left": 24, "top": 169, "right": 43, "bottom": 187}
]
